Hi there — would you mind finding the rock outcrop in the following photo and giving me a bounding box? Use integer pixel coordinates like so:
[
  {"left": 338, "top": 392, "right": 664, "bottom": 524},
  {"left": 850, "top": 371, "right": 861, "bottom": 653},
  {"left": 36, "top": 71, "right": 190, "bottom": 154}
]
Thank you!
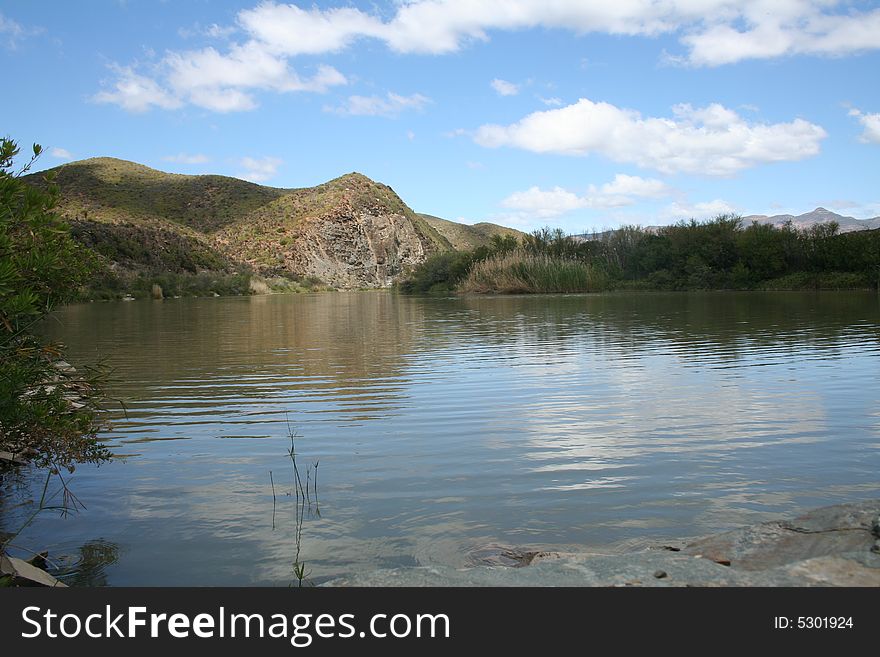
[
  {"left": 324, "top": 499, "right": 880, "bottom": 587},
  {"left": 27, "top": 159, "right": 464, "bottom": 290},
  {"left": 249, "top": 174, "right": 450, "bottom": 288}
]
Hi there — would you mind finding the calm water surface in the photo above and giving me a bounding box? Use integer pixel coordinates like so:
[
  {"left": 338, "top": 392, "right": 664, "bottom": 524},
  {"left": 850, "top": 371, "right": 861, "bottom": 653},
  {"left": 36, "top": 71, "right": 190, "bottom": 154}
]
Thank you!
[{"left": 3, "top": 291, "right": 879, "bottom": 585}]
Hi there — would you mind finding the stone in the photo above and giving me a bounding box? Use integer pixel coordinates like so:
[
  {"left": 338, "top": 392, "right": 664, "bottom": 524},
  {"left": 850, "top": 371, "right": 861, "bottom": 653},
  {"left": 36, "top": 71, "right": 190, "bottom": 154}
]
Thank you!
[
  {"left": 0, "top": 554, "right": 67, "bottom": 587},
  {"left": 324, "top": 500, "right": 880, "bottom": 588},
  {"left": 0, "top": 451, "right": 27, "bottom": 466},
  {"left": 681, "top": 500, "right": 879, "bottom": 571}
]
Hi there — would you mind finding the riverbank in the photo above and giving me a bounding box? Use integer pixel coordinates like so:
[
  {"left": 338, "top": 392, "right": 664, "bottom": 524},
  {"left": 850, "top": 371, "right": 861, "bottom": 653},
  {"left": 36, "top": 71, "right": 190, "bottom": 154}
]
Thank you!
[
  {"left": 79, "top": 271, "right": 332, "bottom": 302},
  {"left": 325, "top": 500, "right": 880, "bottom": 587},
  {"left": 400, "top": 219, "right": 880, "bottom": 295}
]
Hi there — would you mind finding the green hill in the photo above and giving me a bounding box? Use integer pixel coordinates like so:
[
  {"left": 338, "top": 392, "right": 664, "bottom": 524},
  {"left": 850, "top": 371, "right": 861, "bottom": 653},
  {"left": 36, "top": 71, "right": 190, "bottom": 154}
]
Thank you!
[
  {"left": 23, "top": 158, "right": 512, "bottom": 295},
  {"left": 418, "top": 213, "right": 525, "bottom": 251},
  {"left": 28, "top": 157, "right": 284, "bottom": 232}
]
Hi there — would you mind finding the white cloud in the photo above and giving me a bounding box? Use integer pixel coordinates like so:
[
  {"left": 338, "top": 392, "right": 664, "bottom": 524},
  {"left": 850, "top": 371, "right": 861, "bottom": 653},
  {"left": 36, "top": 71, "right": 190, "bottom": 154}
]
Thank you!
[
  {"left": 662, "top": 199, "right": 739, "bottom": 221},
  {"left": 682, "top": 5, "right": 880, "bottom": 66},
  {"left": 163, "top": 153, "right": 211, "bottom": 164},
  {"left": 474, "top": 98, "right": 826, "bottom": 176},
  {"left": 95, "top": 35, "right": 346, "bottom": 113},
  {"left": 598, "top": 174, "right": 670, "bottom": 199},
  {"left": 214, "top": 1, "right": 880, "bottom": 65},
  {"left": 95, "top": 1, "right": 880, "bottom": 113},
  {"left": 237, "top": 3, "right": 385, "bottom": 56},
  {"left": 237, "top": 156, "right": 283, "bottom": 183},
  {"left": 0, "top": 12, "right": 24, "bottom": 47},
  {"left": 490, "top": 78, "right": 519, "bottom": 96},
  {"left": 178, "top": 23, "right": 237, "bottom": 40},
  {"left": 50, "top": 147, "right": 72, "bottom": 160},
  {"left": 93, "top": 66, "right": 183, "bottom": 112},
  {"left": 501, "top": 174, "right": 672, "bottom": 218},
  {"left": 0, "top": 11, "right": 41, "bottom": 49},
  {"left": 848, "top": 108, "right": 880, "bottom": 145},
  {"left": 538, "top": 96, "right": 563, "bottom": 107},
  {"left": 503, "top": 186, "right": 590, "bottom": 218},
  {"left": 326, "top": 92, "right": 431, "bottom": 118}
]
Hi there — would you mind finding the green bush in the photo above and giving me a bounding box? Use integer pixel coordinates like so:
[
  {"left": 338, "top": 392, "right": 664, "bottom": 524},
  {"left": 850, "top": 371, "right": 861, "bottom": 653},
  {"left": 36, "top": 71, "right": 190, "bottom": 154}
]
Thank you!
[
  {"left": 0, "top": 138, "right": 111, "bottom": 470},
  {"left": 402, "top": 215, "right": 880, "bottom": 295}
]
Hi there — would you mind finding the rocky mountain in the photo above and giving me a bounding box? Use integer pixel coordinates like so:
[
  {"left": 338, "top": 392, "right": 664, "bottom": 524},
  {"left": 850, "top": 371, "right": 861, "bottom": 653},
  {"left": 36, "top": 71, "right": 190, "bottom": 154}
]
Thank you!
[
  {"left": 24, "top": 158, "right": 513, "bottom": 289},
  {"left": 742, "top": 208, "right": 880, "bottom": 233}
]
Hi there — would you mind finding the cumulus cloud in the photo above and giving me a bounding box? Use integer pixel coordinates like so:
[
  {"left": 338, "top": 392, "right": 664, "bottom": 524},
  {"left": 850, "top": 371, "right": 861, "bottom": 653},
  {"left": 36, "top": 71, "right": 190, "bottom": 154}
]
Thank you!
[
  {"left": 210, "top": 1, "right": 880, "bottom": 64},
  {"left": 662, "top": 199, "right": 739, "bottom": 221},
  {"left": 93, "top": 65, "right": 183, "bottom": 112},
  {"left": 95, "top": 36, "right": 346, "bottom": 113},
  {"left": 491, "top": 79, "right": 519, "bottom": 96},
  {"left": 326, "top": 92, "right": 431, "bottom": 118},
  {"left": 503, "top": 187, "right": 591, "bottom": 218},
  {"left": 163, "top": 153, "right": 211, "bottom": 164},
  {"left": 50, "top": 147, "right": 73, "bottom": 160},
  {"left": 474, "top": 98, "right": 826, "bottom": 176},
  {"left": 501, "top": 174, "right": 672, "bottom": 218},
  {"left": 682, "top": 5, "right": 880, "bottom": 66},
  {"left": 848, "top": 108, "right": 880, "bottom": 145},
  {"left": 599, "top": 173, "right": 670, "bottom": 198},
  {"left": 95, "top": 1, "right": 880, "bottom": 113},
  {"left": 237, "top": 156, "right": 282, "bottom": 183}
]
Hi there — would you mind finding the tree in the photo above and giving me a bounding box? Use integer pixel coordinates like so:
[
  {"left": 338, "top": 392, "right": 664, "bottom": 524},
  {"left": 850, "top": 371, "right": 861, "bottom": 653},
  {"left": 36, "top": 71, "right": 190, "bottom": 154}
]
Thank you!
[{"left": 0, "top": 137, "right": 111, "bottom": 472}]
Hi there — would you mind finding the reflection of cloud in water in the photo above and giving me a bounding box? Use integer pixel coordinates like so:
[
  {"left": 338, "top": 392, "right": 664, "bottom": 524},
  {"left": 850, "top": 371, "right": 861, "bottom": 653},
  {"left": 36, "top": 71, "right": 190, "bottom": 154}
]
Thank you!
[{"left": 27, "top": 291, "right": 880, "bottom": 583}]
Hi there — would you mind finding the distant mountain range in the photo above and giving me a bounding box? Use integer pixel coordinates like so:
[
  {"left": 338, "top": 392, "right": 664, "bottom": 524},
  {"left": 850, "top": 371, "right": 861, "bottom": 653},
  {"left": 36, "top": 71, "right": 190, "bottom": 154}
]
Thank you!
[
  {"left": 574, "top": 207, "right": 880, "bottom": 241},
  {"left": 24, "top": 158, "right": 522, "bottom": 288},
  {"left": 742, "top": 208, "right": 880, "bottom": 233}
]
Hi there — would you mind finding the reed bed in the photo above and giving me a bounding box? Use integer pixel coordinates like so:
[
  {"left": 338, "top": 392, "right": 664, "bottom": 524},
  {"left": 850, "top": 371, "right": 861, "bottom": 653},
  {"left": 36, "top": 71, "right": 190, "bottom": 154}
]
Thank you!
[{"left": 459, "top": 250, "right": 611, "bottom": 294}]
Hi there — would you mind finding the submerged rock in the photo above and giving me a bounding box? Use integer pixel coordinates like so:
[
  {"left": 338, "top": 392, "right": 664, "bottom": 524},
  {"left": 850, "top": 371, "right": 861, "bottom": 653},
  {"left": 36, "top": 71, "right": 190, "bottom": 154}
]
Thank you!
[
  {"left": 324, "top": 500, "right": 880, "bottom": 587},
  {"left": 0, "top": 554, "right": 67, "bottom": 587}
]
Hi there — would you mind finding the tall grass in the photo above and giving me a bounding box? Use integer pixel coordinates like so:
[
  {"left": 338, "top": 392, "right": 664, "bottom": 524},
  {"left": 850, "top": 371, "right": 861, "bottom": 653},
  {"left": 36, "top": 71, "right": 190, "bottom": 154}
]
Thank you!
[{"left": 459, "top": 250, "right": 611, "bottom": 294}]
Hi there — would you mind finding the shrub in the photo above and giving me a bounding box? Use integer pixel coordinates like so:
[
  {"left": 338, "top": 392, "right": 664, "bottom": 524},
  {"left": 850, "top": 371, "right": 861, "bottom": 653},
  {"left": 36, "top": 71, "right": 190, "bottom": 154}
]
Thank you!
[{"left": 0, "top": 138, "right": 111, "bottom": 471}]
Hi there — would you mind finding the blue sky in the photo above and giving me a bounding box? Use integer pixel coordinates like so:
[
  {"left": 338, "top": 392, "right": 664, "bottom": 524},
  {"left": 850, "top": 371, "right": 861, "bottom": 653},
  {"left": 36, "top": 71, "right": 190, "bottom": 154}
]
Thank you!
[{"left": 3, "top": 0, "right": 879, "bottom": 232}]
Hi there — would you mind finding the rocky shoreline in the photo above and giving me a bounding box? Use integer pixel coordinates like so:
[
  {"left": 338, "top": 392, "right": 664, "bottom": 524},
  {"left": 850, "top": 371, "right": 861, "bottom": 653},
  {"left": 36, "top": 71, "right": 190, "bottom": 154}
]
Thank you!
[{"left": 325, "top": 499, "right": 880, "bottom": 587}]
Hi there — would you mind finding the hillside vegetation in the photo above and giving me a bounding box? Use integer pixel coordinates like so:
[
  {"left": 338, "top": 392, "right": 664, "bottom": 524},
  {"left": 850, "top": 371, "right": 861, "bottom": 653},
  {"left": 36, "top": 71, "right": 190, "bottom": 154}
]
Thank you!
[
  {"left": 418, "top": 214, "right": 525, "bottom": 251},
  {"left": 23, "top": 159, "right": 516, "bottom": 297},
  {"left": 27, "top": 157, "right": 284, "bottom": 232}
]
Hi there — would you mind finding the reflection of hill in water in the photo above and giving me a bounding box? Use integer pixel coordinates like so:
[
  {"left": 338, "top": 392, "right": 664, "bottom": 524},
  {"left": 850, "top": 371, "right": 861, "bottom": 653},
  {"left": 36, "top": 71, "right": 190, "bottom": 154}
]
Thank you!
[
  {"left": 26, "top": 290, "right": 880, "bottom": 584},
  {"left": 44, "top": 293, "right": 436, "bottom": 436},
  {"left": 42, "top": 291, "right": 880, "bottom": 442}
]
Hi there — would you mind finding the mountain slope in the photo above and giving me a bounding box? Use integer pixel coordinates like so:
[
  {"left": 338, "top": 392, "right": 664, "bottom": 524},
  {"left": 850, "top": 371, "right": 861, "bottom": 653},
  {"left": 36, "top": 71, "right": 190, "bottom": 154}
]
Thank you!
[
  {"left": 24, "top": 160, "right": 464, "bottom": 288},
  {"left": 214, "top": 172, "right": 452, "bottom": 287},
  {"left": 742, "top": 208, "right": 880, "bottom": 233},
  {"left": 418, "top": 214, "right": 525, "bottom": 251},
  {"left": 28, "top": 157, "right": 284, "bottom": 233}
]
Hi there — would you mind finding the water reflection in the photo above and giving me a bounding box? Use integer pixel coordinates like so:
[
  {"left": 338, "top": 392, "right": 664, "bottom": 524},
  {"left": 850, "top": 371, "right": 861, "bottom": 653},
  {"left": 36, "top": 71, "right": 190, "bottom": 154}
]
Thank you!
[
  {"left": 4, "top": 290, "right": 877, "bottom": 585},
  {"left": 52, "top": 539, "right": 120, "bottom": 587}
]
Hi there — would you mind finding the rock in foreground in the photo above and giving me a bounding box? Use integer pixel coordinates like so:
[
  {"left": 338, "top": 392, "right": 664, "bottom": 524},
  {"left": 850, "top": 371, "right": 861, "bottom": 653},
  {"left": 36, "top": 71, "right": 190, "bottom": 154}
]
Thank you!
[{"left": 324, "top": 500, "right": 880, "bottom": 587}]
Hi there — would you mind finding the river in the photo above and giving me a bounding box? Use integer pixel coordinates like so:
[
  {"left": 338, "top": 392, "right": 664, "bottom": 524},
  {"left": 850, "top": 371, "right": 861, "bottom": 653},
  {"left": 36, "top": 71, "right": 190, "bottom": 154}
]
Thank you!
[{"left": 3, "top": 290, "right": 879, "bottom": 585}]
